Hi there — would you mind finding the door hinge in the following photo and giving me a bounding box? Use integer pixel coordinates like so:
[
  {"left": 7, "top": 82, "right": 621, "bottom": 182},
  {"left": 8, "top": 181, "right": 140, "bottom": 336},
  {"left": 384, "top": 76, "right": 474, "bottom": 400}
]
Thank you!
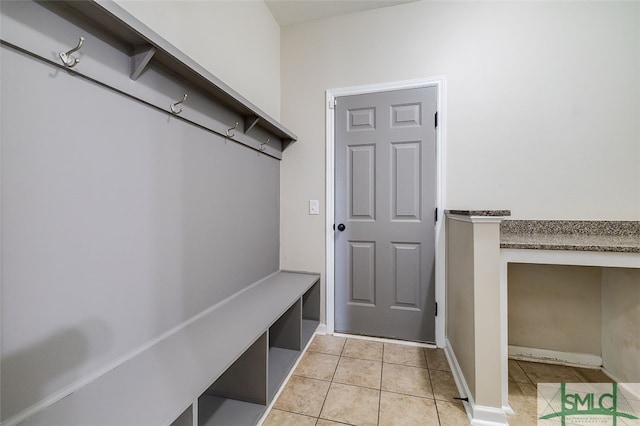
[
  {"left": 329, "top": 99, "right": 337, "bottom": 109},
  {"left": 434, "top": 111, "right": 438, "bottom": 128},
  {"left": 434, "top": 207, "right": 438, "bottom": 223},
  {"left": 434, "top": 302, "right": 438, "bottom": 317}
]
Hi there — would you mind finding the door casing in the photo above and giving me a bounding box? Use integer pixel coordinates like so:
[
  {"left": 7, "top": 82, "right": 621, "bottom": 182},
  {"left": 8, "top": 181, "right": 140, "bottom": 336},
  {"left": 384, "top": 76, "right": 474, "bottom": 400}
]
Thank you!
[{"left": 325, "top": 77, "right": 447, "bottom": 347}]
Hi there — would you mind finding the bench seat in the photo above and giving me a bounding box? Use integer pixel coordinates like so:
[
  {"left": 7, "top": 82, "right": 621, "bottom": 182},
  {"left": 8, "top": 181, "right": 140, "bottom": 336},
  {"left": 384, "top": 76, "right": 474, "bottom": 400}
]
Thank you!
[{"left": 22, "top": 270, "right": 320, "bottom": 426}]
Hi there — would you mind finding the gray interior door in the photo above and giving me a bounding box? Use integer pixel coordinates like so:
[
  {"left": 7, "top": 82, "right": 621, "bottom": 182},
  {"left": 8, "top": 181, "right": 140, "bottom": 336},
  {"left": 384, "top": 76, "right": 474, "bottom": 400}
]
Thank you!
[{"left": 335, "top": 87, "right": 437, "bottom": 343}]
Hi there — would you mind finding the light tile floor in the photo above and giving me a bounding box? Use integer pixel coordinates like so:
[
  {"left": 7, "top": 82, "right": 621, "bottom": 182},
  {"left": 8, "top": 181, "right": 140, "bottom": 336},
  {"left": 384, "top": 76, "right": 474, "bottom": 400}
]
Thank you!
[{"left": 263, "top": 335, "right": 618, "bottom": 426}]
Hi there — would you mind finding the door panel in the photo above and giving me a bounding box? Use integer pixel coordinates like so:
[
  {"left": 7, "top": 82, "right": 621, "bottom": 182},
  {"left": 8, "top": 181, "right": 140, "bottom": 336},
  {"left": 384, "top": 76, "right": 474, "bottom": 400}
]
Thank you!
[
  {"left": 392, "top": 243, "right": 421, "bottom": 310},
  {"left": 349, "top": 145, "right": 376, "bottom": 220},
  {"left": 349, "top": 241, "right": 376, "bottom": 305},
  {"left": 391, "top": 141, "right": 421, "bottom": 221},
  {"left": 348, "top": 107, "right": 376, "bottom": 131},
  {"left": 335, "top": 87, "right": 437, "bottom": 342}
]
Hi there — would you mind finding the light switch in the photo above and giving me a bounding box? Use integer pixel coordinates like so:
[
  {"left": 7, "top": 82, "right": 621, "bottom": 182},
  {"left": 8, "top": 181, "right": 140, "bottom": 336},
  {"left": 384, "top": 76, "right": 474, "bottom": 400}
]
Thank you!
[{"left": 309, "top": 200, "right": 319, "bottom": 215}]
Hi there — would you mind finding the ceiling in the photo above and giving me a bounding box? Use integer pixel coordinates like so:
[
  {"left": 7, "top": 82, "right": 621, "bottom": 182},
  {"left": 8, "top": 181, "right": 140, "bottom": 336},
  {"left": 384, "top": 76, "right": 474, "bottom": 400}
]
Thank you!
[{"left": 265, "top": 0, "right": 420, "bottom": 26}]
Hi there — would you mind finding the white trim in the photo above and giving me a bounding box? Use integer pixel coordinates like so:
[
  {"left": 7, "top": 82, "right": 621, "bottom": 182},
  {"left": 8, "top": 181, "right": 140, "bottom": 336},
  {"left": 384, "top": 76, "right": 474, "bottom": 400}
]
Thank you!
[
  {"left": 501, "top": 248, "right": 640, "bottom": 269},
  {"left": 446, "top": 340, "right": 509, "bottom": 426},
  {"left": 332, "top": 332, "right": 437, "bottom": 349},
  {"left": 444, "top": 340, "right": 473, "bottom": 423},
  {"left": 601, "top": 370, "right": 640, "bottom": 400},
  {"left": 325, "top": 76, "right": 447, "bottom": 346},
  {"left": 499, "top": 256, "right": 510, "bottom": 412},
  {"left": 508, "top": 345, "right": 603, "bottom": 367},
  {"left": 315, "top": 323, "right": 327, "bottom": 335},
  {"left": 471, "top": 406, "right": 510, "bottom": 426},
  {"left": 325, "top": 90, "right": 336, "bottom": 335},
  {"left": 499, "top": 248, "right": 639, "bottom": 414},
  {"left": 447, "top": 214, "right": 508, "bottom": 224}
]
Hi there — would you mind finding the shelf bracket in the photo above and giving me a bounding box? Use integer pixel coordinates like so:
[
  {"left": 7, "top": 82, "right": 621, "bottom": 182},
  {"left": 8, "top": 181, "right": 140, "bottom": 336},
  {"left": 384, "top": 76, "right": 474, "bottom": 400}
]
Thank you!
[
  {"left": 130, "top": 45, "right": 156, "bottom": 81},
  {"left": 244, "top": 116, "right": 260, "bottom": 134},
  {"left": 282, "top": 139, "right": 294, "bottom": 151}
]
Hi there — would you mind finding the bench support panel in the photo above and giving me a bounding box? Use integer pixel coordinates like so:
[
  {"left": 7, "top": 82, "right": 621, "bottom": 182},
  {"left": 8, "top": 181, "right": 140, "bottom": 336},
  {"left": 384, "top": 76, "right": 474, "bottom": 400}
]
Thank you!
[
  {"left": 206, "top": 333, "right": 268, "bottom": 406},
  {"left": 270, "top": 301, "right": 302, "bottom": 351}
]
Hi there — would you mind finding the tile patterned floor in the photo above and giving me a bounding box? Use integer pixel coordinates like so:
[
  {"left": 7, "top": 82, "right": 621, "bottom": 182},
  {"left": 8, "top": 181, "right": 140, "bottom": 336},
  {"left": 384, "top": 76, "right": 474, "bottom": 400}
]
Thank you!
[
  {"left": 263, "top": 335, "right": 466, "bottom": 426},
  {"left": 262, "top": 335, "right": 620, "bottom": 426}
]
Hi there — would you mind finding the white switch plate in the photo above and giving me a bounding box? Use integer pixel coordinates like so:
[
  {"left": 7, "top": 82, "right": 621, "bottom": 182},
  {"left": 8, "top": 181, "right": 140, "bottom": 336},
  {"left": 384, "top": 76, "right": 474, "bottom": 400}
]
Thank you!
[{"left": 309, "top": 200, "right": 319, "bottom": 215}]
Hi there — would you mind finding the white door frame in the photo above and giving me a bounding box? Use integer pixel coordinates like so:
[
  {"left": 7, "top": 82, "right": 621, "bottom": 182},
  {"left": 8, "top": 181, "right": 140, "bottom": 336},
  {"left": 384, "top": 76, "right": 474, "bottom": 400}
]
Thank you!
[{"left": 325, "top": 77, "right": 447, "bottom": 347}]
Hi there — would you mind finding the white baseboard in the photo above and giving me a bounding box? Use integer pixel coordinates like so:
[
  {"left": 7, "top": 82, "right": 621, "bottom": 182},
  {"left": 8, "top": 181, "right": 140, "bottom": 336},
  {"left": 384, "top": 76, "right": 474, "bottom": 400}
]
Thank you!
[
  {"left": 316, "top": 323, "right": 327, "bottom": 334},
  {"left": 508, "top": 345, "right": 602, "bottom": 367},
  {"left": 600, "top": 369, "right": 640, "bottom": 400},
  {"left": 445, "top": 339, "right": 508, "bottom": 426}
]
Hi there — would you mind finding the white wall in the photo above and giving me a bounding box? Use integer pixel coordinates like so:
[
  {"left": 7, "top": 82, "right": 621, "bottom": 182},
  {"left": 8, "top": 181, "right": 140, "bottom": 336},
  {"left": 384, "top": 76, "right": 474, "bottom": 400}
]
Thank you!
[
  {"left": 280, "top": 1, "right": 640, "bottom": 320},
  {"left": 446, "top": 218, "right": 476, "bottom": 399},
  {"left": 601, "top": 268, "right": 640, "bottom": 383},
  {"left": 115, "top": 0, "right": 281, "bottom": 120}
]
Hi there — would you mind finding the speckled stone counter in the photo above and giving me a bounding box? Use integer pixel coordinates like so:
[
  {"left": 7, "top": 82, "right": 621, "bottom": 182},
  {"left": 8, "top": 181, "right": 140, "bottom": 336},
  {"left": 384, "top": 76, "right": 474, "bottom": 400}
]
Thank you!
[
  {"left": 500, "top": 220, "right": 640, "bottom": 253},
  {"left": 446, "top": 209, "right": 511, "bottom": 217}
]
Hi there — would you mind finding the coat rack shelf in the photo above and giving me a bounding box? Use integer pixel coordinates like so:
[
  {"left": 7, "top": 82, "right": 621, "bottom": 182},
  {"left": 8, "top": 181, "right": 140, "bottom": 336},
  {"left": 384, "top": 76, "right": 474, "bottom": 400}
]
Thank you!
[
  {"left": 73, "top": 0, "right": 296, "bottom": 145},
  {"left": 0, "top": 0, "right": 297, "bottom": 158}
]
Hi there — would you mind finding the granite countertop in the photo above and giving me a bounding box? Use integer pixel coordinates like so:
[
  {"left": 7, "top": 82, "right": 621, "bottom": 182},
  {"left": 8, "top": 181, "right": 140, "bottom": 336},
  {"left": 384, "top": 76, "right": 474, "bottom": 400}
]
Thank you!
[
  {"left": 500, "top": 220, "right": 640, "bottom": 253},
  {"left": 446, "top": 209, "right": 511, "bottom": 217}
]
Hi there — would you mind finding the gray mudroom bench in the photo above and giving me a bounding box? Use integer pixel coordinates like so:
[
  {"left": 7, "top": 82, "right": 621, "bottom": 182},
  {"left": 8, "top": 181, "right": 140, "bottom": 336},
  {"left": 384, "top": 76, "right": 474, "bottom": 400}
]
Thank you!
[
  {"left": 1, "top": 1, "right": 319, "bottom": 425},
  {"left": 22, "top": 271, "right": 321, "bottom": 426}
]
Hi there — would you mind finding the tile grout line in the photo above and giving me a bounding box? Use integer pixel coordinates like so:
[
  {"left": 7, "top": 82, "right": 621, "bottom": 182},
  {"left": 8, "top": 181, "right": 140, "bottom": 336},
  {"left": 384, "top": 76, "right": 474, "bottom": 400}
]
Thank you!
[
  {"left": 515, "top": 359, "right": 535, "bottom": 385},
  {"left": 315, "top": 336, "right": 347, "bottom": 424},
  {"left": 377, "top": 343, "right": 385, "bottom": 426},
  {"left": 426, "top": 348, "right": 444, "bottom": 426}
]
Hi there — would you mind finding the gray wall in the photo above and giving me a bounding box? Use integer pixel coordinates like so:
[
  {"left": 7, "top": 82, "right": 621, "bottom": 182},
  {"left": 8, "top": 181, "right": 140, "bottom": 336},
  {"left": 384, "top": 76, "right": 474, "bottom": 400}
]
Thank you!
[{"left": 1, "top": 42, "right": 280, "bottom": 419}]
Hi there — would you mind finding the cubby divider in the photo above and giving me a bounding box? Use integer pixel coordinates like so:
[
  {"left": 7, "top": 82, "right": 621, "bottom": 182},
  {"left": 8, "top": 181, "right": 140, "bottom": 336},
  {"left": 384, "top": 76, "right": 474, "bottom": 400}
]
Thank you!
[
  {"left": 199, "top": 333, "right": 268, "bottom": 425},
  {"left": 302, "top": 280, "right": 321, "bottom": 347},
  {"left": 169, "top": 405, "right": 193, "bottom": 426},
  {"left": 198, "top": 396, "right": 265, "bottom": 426},
  {"left": 195, "top": 276, "right": 321, "bottom": 424},
  {"left": 267, "top": 301, "right": 302, "bottom": 401}
]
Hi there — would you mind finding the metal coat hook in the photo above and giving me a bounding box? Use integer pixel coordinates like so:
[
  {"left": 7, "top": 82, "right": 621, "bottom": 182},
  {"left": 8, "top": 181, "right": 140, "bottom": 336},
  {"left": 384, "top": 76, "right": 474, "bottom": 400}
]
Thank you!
[
  {"left": 226, "top": 122, "right": 239, "bottom": 138},
  {"left": 59, "top": 37, "right": 84, "bottom": 68},
  {"left": 260, "top": 138, "right": 270, "bottom": 152},
  {"left": 170, "top": 94, "right": 188, "bottom": 115}
]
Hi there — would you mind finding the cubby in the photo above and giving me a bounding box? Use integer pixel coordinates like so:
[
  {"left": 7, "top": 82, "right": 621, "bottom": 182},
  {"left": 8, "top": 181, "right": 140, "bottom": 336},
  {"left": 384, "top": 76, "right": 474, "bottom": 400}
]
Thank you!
[
  {"left": 199, "top": 334, "right": 268, "bottom": 426},
  {"left": 268, "top": 301, "right": 301, "bottom": 401},
  {"left": 192, "top": 280, "right": 323, "bottom": 424}
]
